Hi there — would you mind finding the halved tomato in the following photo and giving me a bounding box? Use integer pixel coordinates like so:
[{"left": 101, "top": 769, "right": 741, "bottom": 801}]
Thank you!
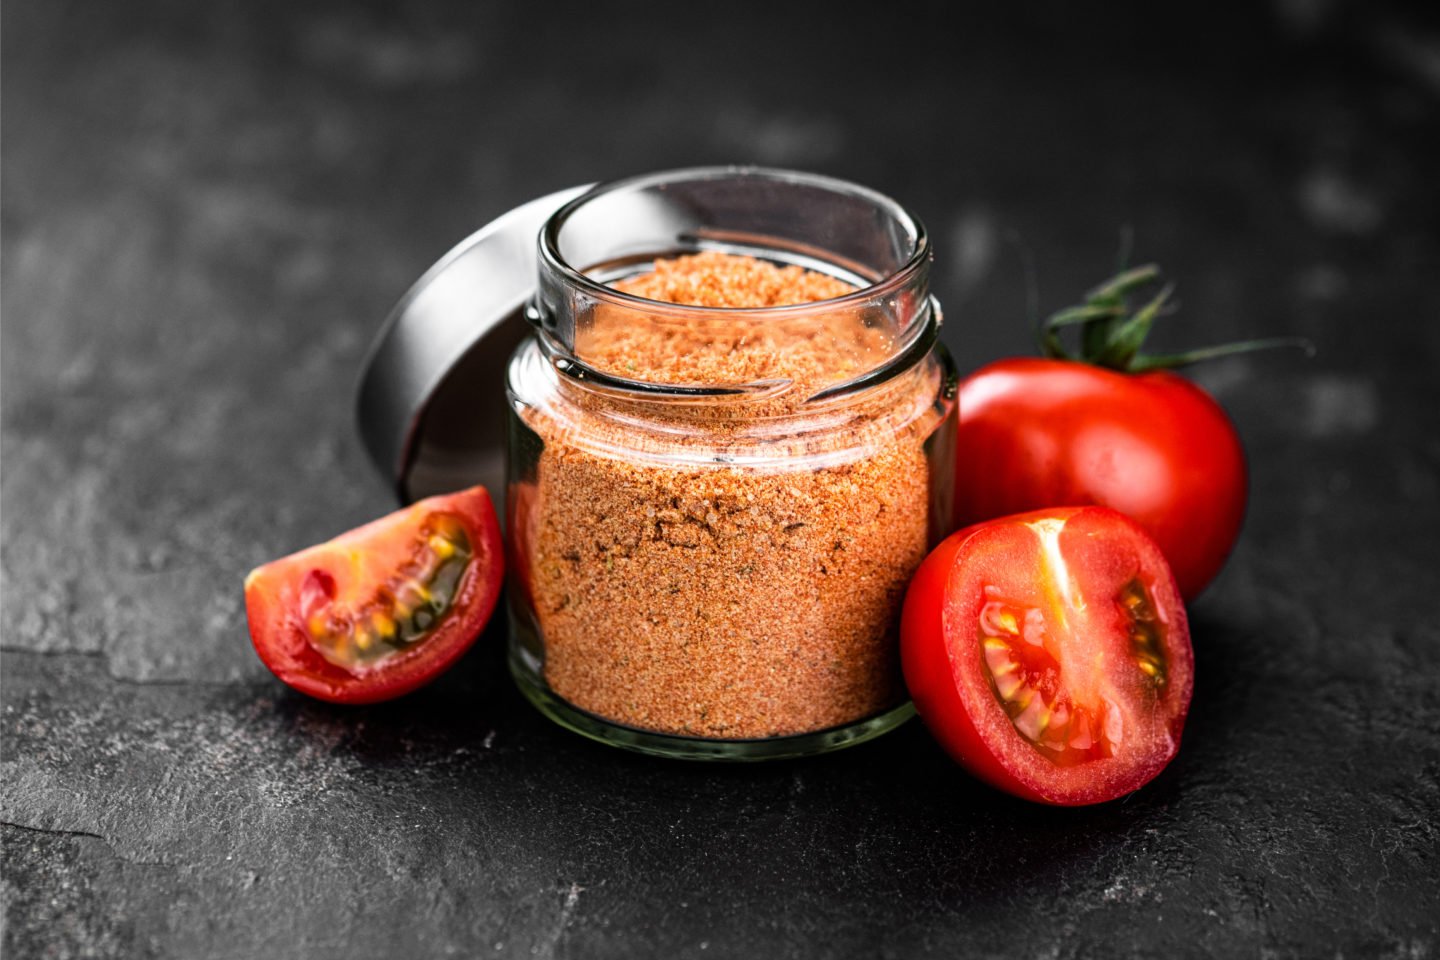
[
  {"left": 244, "top": 485, "right": 503, "bottom": 704},
  {"left": 901, "top": 506, "right": 1193, "bottom": 805}
]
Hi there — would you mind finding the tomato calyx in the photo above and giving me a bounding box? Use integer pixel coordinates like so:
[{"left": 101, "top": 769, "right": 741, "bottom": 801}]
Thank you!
[
  {"left": 1040, "top": 263, "right": 1311, "bottom": 372},
  {"left": 302, "top": 514, "right": 474, "bottom": 673}
]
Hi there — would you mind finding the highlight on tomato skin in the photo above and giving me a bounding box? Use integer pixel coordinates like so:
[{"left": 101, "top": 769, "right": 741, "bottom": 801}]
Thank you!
[
  {"left": 900, "top": 505, "right": 1194, "bottom": 806},
  {"left": 954, "top": 358, "right": 1247, "bottom": 601},
  {"left": 244, "top": 485, "right": 504, "bottom": 705}
]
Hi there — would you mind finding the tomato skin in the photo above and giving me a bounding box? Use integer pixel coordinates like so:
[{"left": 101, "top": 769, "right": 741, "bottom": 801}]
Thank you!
[
  {"left": 245, "top": 486, "right": 503, "bottom": 705},
  {"left": 901, "top": 506, "right": 1193, "bottom": 806},
  {"left": 901, "top": 527, "right": 1018, "bottom": 794},
  {"left": 955, "top": 357, "right": 1245, "bottom": 600}
]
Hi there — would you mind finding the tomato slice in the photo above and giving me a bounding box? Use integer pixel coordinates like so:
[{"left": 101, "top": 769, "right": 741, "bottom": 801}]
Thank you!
[
  {"left": 900, "top": 506, "right": 1193, "bottom": 805},
  {"left": 244, "top": 486, "right": 503, "bottom": 704}
]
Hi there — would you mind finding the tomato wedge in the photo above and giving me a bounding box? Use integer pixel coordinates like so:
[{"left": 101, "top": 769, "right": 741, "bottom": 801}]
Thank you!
[
  {"left": 901, "top": 506, "right": 1193, "bottom": 805},
  {"left": 244, "top": 485, "right": 503, "bottom": 704}
]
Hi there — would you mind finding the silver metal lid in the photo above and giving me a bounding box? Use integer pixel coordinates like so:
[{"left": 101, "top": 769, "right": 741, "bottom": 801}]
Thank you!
[{"left": 355, "top": 185, "right": 591, "bottom": 503}]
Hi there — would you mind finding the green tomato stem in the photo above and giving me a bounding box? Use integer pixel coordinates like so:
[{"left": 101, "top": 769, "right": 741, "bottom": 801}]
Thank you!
[{"left": 1039, "top": 264, "right": 1313, "bottom": 372}]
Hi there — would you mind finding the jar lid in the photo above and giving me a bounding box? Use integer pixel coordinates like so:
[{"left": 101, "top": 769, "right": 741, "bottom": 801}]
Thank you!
[{"left": 355, "top": 185, "right": 592, "bottom": 503}]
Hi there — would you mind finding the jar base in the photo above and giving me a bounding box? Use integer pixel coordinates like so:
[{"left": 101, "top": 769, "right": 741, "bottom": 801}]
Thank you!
[{"left": 508, "top": 649, "right": 915, "bottom": 762}]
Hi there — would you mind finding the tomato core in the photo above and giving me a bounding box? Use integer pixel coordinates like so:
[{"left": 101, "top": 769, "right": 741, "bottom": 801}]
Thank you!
[
  {"left": 973, "top": 514, "right": 1173, "bottom": 774},
  {"left": 979, "top": 594, "right": 1098, "bottom": 766},
  {"left": 301, "top": 514, "right": 474, "bottom": 672}
]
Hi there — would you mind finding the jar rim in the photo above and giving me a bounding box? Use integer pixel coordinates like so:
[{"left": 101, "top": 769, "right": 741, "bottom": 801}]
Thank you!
[{"left": 538, "top": 165, "right": 930, "bottom": 319}]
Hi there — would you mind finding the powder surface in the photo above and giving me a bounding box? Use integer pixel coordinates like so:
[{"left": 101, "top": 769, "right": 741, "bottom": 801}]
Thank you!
[
  {"left": 515, "top": 252, "right": 945, "bottom": 739},
  {"left": 583, "top": 252, "right": 896, "bottom": 409},
  {"left": 613, "top": 250, "right": 856, "bottom": 307}
]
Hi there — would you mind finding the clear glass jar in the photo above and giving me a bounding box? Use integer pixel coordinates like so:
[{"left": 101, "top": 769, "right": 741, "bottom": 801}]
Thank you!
[{"left": 505, "top": 168, "right": 956, "bottom": 760}]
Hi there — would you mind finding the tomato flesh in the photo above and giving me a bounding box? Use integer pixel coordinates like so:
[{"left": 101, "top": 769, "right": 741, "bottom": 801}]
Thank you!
[
  {"left": 901, "top": 506, "right": 1193, "bottom": 805},
  {"left": 301, "top": 514, "right": 473, "bottom": 671},
  {"left": 245, "top": 486, "right": 503, "bottom": 704},
  {"left": 978, "top": 574, "right": 1165, "bottom": 767}
]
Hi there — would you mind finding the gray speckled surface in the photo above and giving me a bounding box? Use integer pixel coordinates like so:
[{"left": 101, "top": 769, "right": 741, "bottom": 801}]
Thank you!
[{"left": 4, "top": 1, "right": 1439, "bottom": 957}]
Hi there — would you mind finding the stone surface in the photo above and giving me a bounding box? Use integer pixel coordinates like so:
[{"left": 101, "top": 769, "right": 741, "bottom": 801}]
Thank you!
[{"left": 3, "top": 1, "right": 1438, "bottom": 957}]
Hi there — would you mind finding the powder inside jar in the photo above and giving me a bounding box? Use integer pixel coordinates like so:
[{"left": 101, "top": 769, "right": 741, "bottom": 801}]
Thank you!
[
  {"left": 516, "top": 251, "right": 943, "bottom": 739},
  {"left": 614, "top": 250, "right": 855, "bottom": 307}
]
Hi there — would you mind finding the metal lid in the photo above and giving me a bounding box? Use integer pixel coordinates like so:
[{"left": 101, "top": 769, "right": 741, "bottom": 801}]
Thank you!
[{"left": 355, "top": 185, "right": 591, "bottom": 504}]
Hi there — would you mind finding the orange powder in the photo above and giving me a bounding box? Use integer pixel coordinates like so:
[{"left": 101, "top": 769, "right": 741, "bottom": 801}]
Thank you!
[
  {"left": 615, "top": 250, "right": 855, "bottom": 307},
  {"left": 516, "top": 252, "right": 942, "bottom": 738}
]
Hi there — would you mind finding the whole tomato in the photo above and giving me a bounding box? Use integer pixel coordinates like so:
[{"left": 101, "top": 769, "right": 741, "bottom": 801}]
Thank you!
[
  {"left": 956, "top": 359, "right": 1243, "bottom": 600},
  {"left": 955, "top": 265, "right": 1299, "bottom": 600}
]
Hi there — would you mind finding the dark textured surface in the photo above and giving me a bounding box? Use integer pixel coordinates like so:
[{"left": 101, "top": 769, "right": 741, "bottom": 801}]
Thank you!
[{"left": 4, "top": 2, "right": 1439, "bottom": 957}]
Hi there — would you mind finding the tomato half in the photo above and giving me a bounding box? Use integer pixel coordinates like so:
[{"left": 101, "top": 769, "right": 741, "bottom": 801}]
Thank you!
[
  {"left": 244, "top": 485, "right": 503, "bottom": 704},
  {"left": 955, "top": 358, "right": 1246, "bottom": 600},
  {"left": 901, "top": 506, "right": 1193, "bottom": 805}
]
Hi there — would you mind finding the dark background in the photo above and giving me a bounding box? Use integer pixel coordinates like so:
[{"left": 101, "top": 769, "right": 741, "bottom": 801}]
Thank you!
[{"left": 3, "top": 1, "right": 1438, "bottom": 957}]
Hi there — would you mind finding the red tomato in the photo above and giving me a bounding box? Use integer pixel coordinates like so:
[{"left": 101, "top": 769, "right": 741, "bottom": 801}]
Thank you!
[
  {"left": 955, "top": 357, "right": 1245, "bottom": 600},
  {"left": 244, "top": 486, "right": 503, "bottom": 704},
  {"left": 901, "top": 506, "right": 1193, "bottom": 805}
]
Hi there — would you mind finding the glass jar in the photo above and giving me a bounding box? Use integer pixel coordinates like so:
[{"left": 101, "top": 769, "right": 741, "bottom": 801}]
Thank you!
[{"left": 505, "top": 168, "right": 956, "bottom": 760}]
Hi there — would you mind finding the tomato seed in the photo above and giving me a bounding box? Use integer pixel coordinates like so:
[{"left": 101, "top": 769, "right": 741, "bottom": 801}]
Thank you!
[
  {"left": 1118, "top": 580, "right": 1168, "bottom": 688},
  {"left": 978, "top": 596, "right": 1119, "bottom": 766},
  {"left": 305, "top": 515, "right": 473, "bottom": 671}
]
